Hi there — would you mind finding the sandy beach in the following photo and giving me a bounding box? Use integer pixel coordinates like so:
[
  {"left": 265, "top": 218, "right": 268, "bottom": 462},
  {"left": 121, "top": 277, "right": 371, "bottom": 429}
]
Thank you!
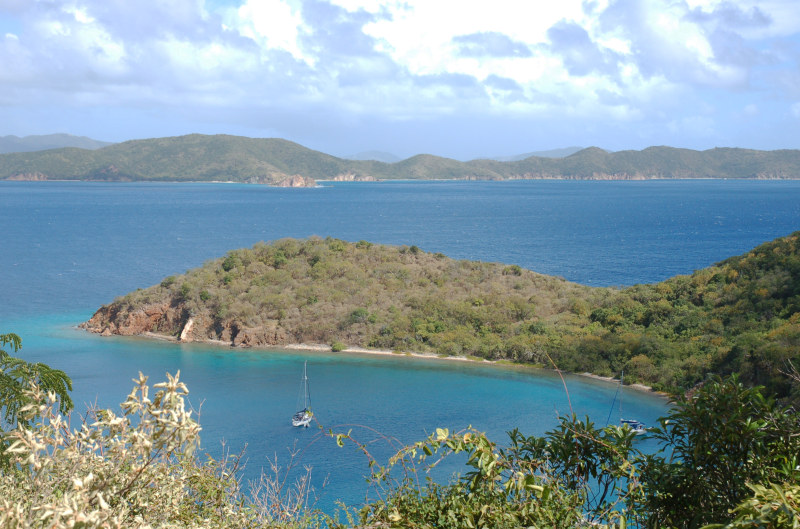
[{"left": 139, "top": 330, "right": 660, "bottom": 394}]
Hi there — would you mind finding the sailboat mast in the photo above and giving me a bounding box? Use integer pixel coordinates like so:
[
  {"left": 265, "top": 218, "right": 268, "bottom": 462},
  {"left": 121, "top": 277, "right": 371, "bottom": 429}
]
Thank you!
[{"left": 303, "top": 361, "right": 310, "bottom": 409}]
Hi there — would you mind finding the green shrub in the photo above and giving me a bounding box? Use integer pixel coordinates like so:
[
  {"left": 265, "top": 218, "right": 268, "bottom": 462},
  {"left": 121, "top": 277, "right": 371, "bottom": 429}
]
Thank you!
[
  {"left": 637, "top": 375, "right": 800, "bottom": 528},
  {"left": 221, "top": 254, "right": 241, "bottom": 272},
  {"left": 347, "top": 308, "right": 369, "bottom": 325},
  {"left": 706, "top": 482, "right": 800, "bottom": 529},
  {"left": 0, "top": 373, "right": 321, "bottom": 528}
]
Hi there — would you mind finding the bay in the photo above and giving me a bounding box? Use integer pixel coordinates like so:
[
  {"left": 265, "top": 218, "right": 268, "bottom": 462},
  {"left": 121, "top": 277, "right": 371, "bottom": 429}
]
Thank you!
[{"left": 2, "top": 179, "right": 799, "bottom": 512}]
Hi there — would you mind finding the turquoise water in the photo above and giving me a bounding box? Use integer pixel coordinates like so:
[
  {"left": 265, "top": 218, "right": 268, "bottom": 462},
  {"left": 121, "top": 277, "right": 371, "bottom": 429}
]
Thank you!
[
  {"left": 2, "top": 179, "right": 800, "bottom": 510},
  {"left": 5, "top": 312, "right": 668, "bottom": 511}
]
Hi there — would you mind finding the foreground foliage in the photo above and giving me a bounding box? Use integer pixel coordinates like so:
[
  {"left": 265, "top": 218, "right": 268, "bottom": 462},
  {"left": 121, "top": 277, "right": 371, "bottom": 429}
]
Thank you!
[
  {"left": 1, "top": 370, "right": 797, "bottom": 528},
  {"left": 0, "top": 332, "right": 72, "bottom": 468},
  {"left": 0, "top": 371, "right": 320, "bottom": 528},
  {"left": 357, "top": 376, "right": 800, "bottom": 529},
  {"left": 638, "top": 376, "right": 800, "bottom": 527},
  {"left": 88, "top": 233, "right": 800, "bottom": 400}
]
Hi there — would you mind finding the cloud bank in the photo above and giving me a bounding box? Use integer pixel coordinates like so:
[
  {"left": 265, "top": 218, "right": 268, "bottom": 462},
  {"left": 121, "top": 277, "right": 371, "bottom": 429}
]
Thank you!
[{"left": 0, "top": 0, "right": 798, "bottom": 158}]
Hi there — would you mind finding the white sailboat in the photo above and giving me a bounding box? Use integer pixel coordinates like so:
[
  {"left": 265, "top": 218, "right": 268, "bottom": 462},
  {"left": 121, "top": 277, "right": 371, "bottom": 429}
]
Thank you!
[
  {"left": 606, "top": 371, "right": 646, "bottom": 433},
  {"left": 292, "top": 361, "right": 313, "bottom": 427},
  {"left": 618, "top": 371, "right": 646, "bottom": 434}
]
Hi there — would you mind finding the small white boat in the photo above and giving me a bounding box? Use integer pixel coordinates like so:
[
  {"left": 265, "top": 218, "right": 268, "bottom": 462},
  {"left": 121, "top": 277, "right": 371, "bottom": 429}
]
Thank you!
[
  {"left": 618, "top": 371, "right": 646, "bottom": 433},
  {"left": 292, "top": 361, "right": 313, "bottom": 427},
  {"left": 621, "top": 418, "right": 647, "bottom": 434},
  {"left": 607, "top": 371, "right": 646, "bottom": 434}
]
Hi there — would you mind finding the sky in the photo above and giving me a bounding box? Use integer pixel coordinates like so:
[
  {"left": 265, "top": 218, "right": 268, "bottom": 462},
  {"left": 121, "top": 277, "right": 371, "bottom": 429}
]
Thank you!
[{"left": 1, "top": 0, "right": 799, "bottom": 160}]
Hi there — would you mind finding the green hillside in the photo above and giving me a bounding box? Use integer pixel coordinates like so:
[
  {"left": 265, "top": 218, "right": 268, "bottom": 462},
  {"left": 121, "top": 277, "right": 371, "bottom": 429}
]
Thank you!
[
  {"left": 82, "top": 233, "right": 800, "bottom": 401},
  {"left": 2, "top": 134, "right": 799, "bottom": 183},
  {"left": 0, "top": 134, "right": 354, "bottom": 184}
]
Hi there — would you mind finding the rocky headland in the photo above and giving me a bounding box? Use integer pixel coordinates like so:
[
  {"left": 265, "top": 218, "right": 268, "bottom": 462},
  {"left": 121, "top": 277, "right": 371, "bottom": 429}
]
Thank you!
[{"left": 79, "top": 234, "right": 800, "bottom": 400}]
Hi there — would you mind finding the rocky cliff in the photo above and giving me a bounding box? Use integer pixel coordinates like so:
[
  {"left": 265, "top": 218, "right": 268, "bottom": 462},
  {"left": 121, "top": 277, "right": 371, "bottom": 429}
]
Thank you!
[
  {"left": 274, "top": 175, "right": 316, "bottom": 187},
  {"left": 79, "top": 302, "right": 289, "bottom": 347}
]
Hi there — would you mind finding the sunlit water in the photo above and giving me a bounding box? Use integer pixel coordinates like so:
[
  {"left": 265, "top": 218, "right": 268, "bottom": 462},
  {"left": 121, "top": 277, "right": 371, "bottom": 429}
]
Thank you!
[{"left": 2, "top": 179, "right": 799, "bottom": 511}]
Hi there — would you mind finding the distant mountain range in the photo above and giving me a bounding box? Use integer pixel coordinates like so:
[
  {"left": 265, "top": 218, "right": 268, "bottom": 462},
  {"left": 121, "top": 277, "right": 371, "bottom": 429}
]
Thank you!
[
  {"left": 487, "top": 146, "right": 585, "bottom": 161},
  {"left": 343, "top": 150, "right": 402, "bottom": 163},
  {"left": 0, "top": 134, "right": 113, "bottom": 154},
  {"left": 1, "top": 134, "right": 798, "bottom": 186},
  {"left": 345, "top": 147, "right": 585, "bottom": 163}
]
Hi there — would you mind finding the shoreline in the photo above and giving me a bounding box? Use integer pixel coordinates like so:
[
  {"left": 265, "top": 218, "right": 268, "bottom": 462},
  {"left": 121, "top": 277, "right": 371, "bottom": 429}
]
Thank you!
[
  {"left": 132, "top": 330, "right": 662, "bottom": 395},
  {"left": 6, "top": 176, "right": 800, "bottom": 186}
]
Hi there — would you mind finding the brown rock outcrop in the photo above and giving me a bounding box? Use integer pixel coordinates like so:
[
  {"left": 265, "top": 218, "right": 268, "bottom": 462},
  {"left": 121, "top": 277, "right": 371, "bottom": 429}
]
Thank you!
[
  {"left": 81, "top": 302, "right": 290, "bottom": 349},
  {"left": 274, "top": 175, "right": 316, "bottom": 187},
  {"left": 80, "top": 302, "right": 185, "bottom": 336},
  {"left": 230, "top": 321, "right": 288, "bottom": 347}
]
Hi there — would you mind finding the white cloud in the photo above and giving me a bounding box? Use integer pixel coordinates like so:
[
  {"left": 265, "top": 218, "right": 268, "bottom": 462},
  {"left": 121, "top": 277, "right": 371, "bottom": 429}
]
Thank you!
[
  {"left": 358, "top": 0, "right": 584, "bottom": 77},
  {"left": 0, "top": 0, "right": 799, "bottom": 155},
  {"left": 325, "top": 0, "right": 404, "bottom": 13},
  {"left": 687, "top": 0, "right": 800, "bottom": 38},
  {"left": 226, "top": 0, "right": 308, "bottom": 61}
]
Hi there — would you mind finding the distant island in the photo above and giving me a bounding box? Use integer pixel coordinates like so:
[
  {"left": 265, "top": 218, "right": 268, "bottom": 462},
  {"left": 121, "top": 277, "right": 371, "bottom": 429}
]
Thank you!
[
  {"left": 0, "top": 133, "right": 113, "bottom": 154},
  {"left": 2, "top": 134, "right": 799, "bottom": 186},
  {"left": 81, "top": 233, "right": 800, "bottom": 402}
]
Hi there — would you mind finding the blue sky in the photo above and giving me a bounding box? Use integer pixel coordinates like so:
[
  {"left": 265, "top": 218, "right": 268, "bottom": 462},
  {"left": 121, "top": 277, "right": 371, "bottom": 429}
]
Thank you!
[{"left": 1, "top": 0, "right": 799, "bottom": 160}]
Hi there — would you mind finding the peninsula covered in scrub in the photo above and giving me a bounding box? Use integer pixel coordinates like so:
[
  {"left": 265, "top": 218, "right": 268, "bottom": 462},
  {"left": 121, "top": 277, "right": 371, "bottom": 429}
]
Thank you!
[
  {"left": 4, "top": 133, "right": 800, "bottom": 185},
  {"left": 82, "top": 234, "right": 800, "bottom": 401}
]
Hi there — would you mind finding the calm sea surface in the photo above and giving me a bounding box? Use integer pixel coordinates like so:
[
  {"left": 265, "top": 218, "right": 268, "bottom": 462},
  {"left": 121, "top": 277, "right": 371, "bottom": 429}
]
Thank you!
[{"left": 2, "top": 179, "right": 799, "bottom": 511}]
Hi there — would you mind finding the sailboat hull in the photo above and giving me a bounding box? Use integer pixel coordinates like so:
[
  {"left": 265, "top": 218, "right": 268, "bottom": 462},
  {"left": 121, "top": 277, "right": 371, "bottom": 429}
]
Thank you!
[
  {"left": 620, "top": 418, "right": 646, "bottom": 434},
  {"left": 292, "top": 409, "right": 312, "bottom": 427}
]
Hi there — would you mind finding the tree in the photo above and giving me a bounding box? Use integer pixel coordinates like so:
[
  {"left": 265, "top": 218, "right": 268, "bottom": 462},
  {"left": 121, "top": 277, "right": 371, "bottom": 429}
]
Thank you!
[
  {"left": 637, "top": 375, "right": 800, "bottom": 528},
  {"left": 0, "top": 332, "right": 73, "bottom": 455}
]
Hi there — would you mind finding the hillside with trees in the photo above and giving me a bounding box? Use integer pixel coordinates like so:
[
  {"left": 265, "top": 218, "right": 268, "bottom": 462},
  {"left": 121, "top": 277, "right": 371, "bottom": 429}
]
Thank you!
[
  {"left": 2, "top": 134, "right": 799, "bottom": 184},
  {"left": 82, "top": 233, "right": 800, "bottom": 402}
]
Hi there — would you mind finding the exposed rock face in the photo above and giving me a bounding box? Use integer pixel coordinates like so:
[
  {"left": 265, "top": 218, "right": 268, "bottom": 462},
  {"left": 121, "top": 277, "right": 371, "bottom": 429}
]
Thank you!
[
  {"left": 230, "top": 321, "right": 288, "bottom": 347},
  {"left": 330, "top": 172, "right": 376, "bottom": 182},
  {"left": 80, "top": 303, "right": 290, "bottom": 348},
  {"left": 80, "top": 303, "right": 184, "bottom": 337},
  {"left": 179, "top": 317, "right": 195, "bottom": 342},
  {"left": 274, "top": 174, "right": 316, "bottom": 187},
  {"left": 6, "top": 172, "right": 49, "bottom": 181},
  {"left": 98, "top": 165, "right": 120, "bottom": 176}
]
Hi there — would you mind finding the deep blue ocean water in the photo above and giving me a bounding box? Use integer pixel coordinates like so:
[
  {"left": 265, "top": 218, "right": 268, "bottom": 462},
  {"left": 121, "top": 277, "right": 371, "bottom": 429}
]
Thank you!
[{"left": 2, "top": 179, "right": 799, "bottom": 512}]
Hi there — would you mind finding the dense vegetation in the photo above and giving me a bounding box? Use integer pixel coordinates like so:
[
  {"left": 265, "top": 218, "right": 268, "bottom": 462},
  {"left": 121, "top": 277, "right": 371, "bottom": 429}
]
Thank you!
[
  {"left": 353, "top": 375, "right": 800, "bottom": 529},
  {"left": 0, "top": 135, "right": 350, "bottom": 184},
  {"left": 0, "top": 333, "right": 72, "bottom": 468},
  {"left": 2, "top": 134, "right": 800, "bottom": 183},
  {"left": 85, "top": 233, "right": 800, "bottom": 401}
]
